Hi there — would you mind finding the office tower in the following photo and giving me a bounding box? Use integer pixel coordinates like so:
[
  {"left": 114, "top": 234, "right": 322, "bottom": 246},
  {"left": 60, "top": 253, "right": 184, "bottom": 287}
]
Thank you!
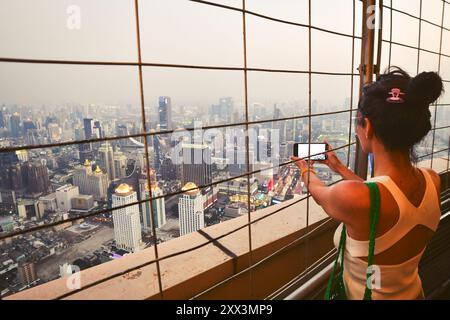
[
  {"left": 73, "top": 160, "right": 109, "bottom": 200},
  {"left": 181, "top": 144, "right": 212, "bottom": 187},
  {"left": 0, "top": 109, "right": 4, "bottom": 128},
  {"left": 93, "top": 120, "right": 103, "bottom": 139},
  {"left": 23, "top": 161, "right": 51, "bottom": 195},
  {"left": 112, "top": 184, "right": 142, "bottom": 253},
  {"left": 159, "top": 96, "right": 172, "bottom": 131},
  {"left": 178, "top": 182, "right": 205, "bottom": 236},
  {"left": 98, "top": 142, "right": 116, "bottom": 181},
  {"left": 18, "top": 262, "right": 38, "bottom": 286},
  {"left": 113, "top": 147, "right": 128, "bottom": 179},
  {"left": 219, "top": 97, "right": 234, "bottom": 122},
  {"left": 0, "top": 189, "right": 17, "bottom": 215},
  {"left": 161, "top": 157, "right": 177, "bottom": 181},
  {"left": 55, "top": 185, "right": 80, "bottom": 211},
  {"left": 153, "top": 135, "right": 162, "bottom": 171},
  {"left": 47, "top": 123, "right": 62, "bottom": 142},
  {"left": 22, "top": 120, "right": 36, "bottom": 133},
  {"left": 116, "top": 124, "right": 129, "bottom": 147},
  {"left": 17, "top": 199, "right": 45, "bottom": 220},
  {"left": 5, "top": 163, "right": 25, "bottom": 191},
  {"left": 79, "top": 118, "right": 94, "bottom": 164},
  {"left": 10, "top": 112, "right": 21, "bottom": 138},
  {"left": 140, "top": 183, "right": 166, "bottom": 233}
]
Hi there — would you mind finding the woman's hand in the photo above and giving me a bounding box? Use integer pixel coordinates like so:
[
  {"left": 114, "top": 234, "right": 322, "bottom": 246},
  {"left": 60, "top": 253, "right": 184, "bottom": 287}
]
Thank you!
[
  {"left": 316, "top": 141, "right": 344, "bottom": 173},
  {"left": 290, "top": 156, "right": 313, "bottom": 171}
]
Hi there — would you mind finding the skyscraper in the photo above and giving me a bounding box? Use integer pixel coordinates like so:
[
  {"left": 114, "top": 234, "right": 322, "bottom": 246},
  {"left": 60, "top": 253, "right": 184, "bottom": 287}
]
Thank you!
[
  {"left": 181, "top": 144, "right": 212, "bottom": 187},
  {"left": 79, "top": 118, "right": 94, "bottom": 164},
  {"left": 153, "top": 135, "right": 162, "bottom": 171},
  {"left": 98, "top": 142, "right": 115, "bottom": 181},
  {"left": 112, "top": 183, "right": 142, "bottom": 253},
  {"left": 73, "top": 160, "right": 109, "bottom": 200},
  {"left": 178, "top": 182, "right": 204, "bottom": 236},
  {"left": 23, "top": 161, "right": 51, "bottom": 195},
  {"left": 140, "top": 183, "right": 166, "bottom": 233},
  {"left": 159, "top": 96, "right": 172, "bottom": 131},
  {"left": 113, "top": 147, "right": 128, "bottom": 179},
  {"left": 10, "top": 112, "right": 21, "bottom": 138}
]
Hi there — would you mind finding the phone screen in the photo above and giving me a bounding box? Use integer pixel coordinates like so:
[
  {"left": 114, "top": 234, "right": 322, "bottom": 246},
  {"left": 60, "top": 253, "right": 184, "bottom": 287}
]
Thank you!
[{"left": 293, "top": 143, "right": 327, "bottom": 160}]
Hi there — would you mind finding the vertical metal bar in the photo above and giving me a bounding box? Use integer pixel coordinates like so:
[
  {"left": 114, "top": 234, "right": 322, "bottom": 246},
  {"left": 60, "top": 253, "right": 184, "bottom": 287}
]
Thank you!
[
  {"left": 134, "top": 0, "right": 164, "bottom": 299},
  {"left": 417, "top": 0, "right": 423, "bottom": 75},
  {"left": 376, "top": 0, "right": 384, "bottom": 78},
  {"left": 347, "top": 0, "right": 357, "bottom": 169},
  {"left": 388, "top": 0, "right": 393, "bottom": 69},
  {"left": 430, "top": 0, "right": 446, "bottom": 169},
  {"left": 242, "top": 0, "right": 255, "bottom": 299},
  {"left": 354, "top": 0, "right": 376, "bottom": 179},
  {"left": 306, "top": 0, "right": 312, "bottom": 228}
]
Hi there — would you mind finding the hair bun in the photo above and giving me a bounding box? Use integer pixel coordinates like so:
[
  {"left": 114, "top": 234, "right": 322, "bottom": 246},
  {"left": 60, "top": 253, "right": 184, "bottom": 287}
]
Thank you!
[{"left": 407, "top": 71, "right": 444, "bottom": 105}]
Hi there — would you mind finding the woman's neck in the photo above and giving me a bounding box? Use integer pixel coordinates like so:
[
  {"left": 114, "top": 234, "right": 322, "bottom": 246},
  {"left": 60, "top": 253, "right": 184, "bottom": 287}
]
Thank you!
[{"left": 372, "top": 144, "right": 414, "bottom": 178}]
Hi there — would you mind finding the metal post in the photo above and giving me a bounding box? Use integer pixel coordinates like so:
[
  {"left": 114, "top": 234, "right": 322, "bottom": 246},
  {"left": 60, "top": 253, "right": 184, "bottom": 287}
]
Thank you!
[{"left": 354, "top": 0, "right": 376, "bottom": 179}]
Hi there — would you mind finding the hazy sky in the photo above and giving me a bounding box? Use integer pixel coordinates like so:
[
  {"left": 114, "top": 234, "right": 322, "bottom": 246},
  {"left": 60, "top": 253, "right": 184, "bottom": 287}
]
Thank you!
[{"left": 0, "top": 0, "right": 448, "bottom": 108}]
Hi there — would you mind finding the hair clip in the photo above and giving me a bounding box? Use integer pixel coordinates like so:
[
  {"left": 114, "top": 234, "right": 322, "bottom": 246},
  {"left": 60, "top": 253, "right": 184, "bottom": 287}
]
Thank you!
[{"left": 386, "top": 88, "right": 405, "bottom": 103}]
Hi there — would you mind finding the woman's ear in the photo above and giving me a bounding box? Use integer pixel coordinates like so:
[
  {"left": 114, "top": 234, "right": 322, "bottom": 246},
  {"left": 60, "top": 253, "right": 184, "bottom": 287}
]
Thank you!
[{"left": 364, "top": 117, "right": 374, "bottom": 140}]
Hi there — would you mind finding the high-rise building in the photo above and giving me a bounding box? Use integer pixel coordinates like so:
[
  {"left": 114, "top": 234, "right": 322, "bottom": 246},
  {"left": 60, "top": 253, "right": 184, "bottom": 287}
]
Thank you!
[
  {"left": 73, "top": 160, "right": 109, "bottom": 200},
  {"left": 113, "top": 147, "right": 127, "bottom": 179},
  {"left": 153, "top": 135, "right": 162, "bottom": 171},
  {"left": 17, "top": 262, "right": 38, "bottom": 286},
  {"left": 0, "top": 109, "right": 4, "bottom": 128},
  {"left": 178, "top": 182, "right": 205, "bottom": 236},
  {"left": 181, "top": 144, "right": 212, "bottom": 187},
  {"left": 79, "top": 118, "right": 94, "bottom": 163},
  {"left": 23, "top": 161, "right": 51, "bottom": 195},
  {"left": 161, "top": 157, "right": 177, "bottom": 181},
  {"left": 159, "top": 96, "right": 172, "bottom": 131},
  {"left": 93, "top": 120, "right": 103, "bottom": 139},
  {"left": 112, "top": 183, "right": 142, "bottom": 253},
  {"left": 47, "top": 123, "right": 62, "bottom": 142},
  {"left": 55, "top": 185, "right": 80, "bottom": 212},
  {"left": 140, "top": 183, "right": 166, "bottom": 233},
  {"left": 98, "top": 142, "right": 115, "bottom": 181},
  {"left": 9, "top": 112, "right": 21, "bottom": 138}
]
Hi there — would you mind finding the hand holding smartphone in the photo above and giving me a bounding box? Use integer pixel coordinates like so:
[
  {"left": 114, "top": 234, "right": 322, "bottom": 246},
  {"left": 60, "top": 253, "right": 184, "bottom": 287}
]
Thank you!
[{"left": 293, "top": 143, "right": 328, "bottom": 161}]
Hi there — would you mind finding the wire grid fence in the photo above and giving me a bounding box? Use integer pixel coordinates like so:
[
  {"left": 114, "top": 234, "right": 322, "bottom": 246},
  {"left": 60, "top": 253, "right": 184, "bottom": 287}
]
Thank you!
[{"left": 0, "top": 0, "right": 447, "bottom": 299}]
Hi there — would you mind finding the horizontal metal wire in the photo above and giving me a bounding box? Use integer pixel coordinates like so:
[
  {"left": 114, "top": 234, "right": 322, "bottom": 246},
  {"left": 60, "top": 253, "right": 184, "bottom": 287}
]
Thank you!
[
  {"left": 0, "top": 57, "right": 359, "bottom": 76},
  {"left": 383, "top": 4, "right": 450, "bottom": 32},
  {"left": 0, "top": 108, "right": 355, "bottom": 154},
  {"left": 0, "top": 141, "right": 356, "bottom": 241},
  {"left": 189, "top": 0, "right": 363, "bottom": 40},
  {"left": 418, "top": 147, "right": 450, "bottom": 160},
  {"left": 381, "top": 39, "right": 450, "bottom": 59}
]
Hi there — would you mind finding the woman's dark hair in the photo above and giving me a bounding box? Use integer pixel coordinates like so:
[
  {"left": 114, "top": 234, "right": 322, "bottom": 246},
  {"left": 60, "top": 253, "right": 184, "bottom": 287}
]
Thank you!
[{"left": 357, "top": 66, "right": 444, "bottom": 160}]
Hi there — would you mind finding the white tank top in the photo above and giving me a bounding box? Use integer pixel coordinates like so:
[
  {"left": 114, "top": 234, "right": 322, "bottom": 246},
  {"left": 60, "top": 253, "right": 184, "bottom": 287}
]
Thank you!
[{"left": 333, "top": 167, "right": 441, "bottom": 299}]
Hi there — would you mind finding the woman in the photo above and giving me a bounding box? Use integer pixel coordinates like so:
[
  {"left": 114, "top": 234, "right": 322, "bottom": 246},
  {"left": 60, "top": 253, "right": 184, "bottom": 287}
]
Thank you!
[{"left": 291, "top": 67, "right": 443, "bottom": 300}]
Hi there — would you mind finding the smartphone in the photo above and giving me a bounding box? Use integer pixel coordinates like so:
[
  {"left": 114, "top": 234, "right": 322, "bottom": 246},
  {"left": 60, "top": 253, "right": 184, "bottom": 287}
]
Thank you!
[{"left": 293, "top": 143, "right": 328, "bottom": 161}]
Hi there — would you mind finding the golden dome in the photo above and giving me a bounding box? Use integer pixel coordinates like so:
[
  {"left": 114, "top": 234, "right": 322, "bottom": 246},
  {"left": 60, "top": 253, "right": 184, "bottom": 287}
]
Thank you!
[
  {"left": 94, "top": 165, "right": 103, "bottom": 174},
  {"left": 83, "top": 159, "right": 91, "bottom": 166},
  {"left": 181, "top": 182, "right": 200, "bottom": 196},
  {"left": 115, "top": 183, "right": 133, "bottom": 194},
  {"left": 144, "top": 183, "right": 159, "bottom": 192}
]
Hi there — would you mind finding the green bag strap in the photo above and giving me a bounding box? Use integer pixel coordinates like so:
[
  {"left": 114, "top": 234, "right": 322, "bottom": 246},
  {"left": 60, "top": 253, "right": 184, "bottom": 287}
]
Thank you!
[
  {"left": 324, "top": 181, "right": 381, "bottom": 300},
  {"left": 363, "top": 181, "right": 381, "bottom": 300},
  {"left": 324, "top": 223, "right": 346, "bottom": 300}
]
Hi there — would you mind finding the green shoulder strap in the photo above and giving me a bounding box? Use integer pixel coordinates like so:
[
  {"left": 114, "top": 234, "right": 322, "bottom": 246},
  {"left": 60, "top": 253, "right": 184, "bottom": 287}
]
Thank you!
[{"left": 363, "top": 181, "right": 381, "bottom": 300}]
